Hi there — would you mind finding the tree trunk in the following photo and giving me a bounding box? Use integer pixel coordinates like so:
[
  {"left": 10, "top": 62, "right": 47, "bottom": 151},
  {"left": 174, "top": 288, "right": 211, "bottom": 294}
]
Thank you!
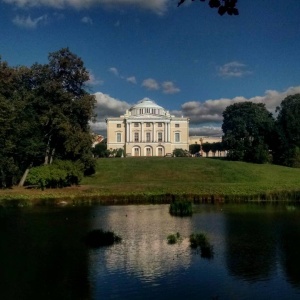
[
  {"left": 18, "top": 166, "right": 31, "bottom": 187},
  {"left": 49, "top": 148, "right": 55, "bottom": 164},
  {"left": 44, "top": 135, "right": 52, "bottom": 165}
]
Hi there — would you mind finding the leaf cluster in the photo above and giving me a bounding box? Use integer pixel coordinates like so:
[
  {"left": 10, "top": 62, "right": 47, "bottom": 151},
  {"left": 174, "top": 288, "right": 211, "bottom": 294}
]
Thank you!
[
  {"left": 178, "top": 0, "right": 239, "bottom": 16},
  {"left": 26, "top": 160, "right": 84, "bottom": 189},
  {"left": 0, "top": 49, "right": 96, "bottom": 187}
]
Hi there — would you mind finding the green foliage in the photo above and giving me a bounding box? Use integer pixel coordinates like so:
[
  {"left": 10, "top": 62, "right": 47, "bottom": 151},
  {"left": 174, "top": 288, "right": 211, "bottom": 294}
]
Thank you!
[
  {"left": 167, "top": 232, "right": 181, "bottom": 244},
  {"left": 201, "top": 142, "right": 211, "bottom": 157},
  {"left": 0, "top": 48, "right": 96, "bottom": 187},
  {"left": 274, "top": 94, "right": 300, "bottom": 167},
  {"left": 189, "top": 144, "right": 201, "bottom": 155},
  {"left": 189, "top": 232, "right": 214, "bottom": 259},
  {"left": 83, "top": 229, "right": 122, "bottom": 248},
  {"left": 177, "top": 0, "right": 239, "bottom": 16},
  {"left": 173, "top": 148, "right": 190, "bottom": 157},
  {"left": 26, "top": 160, "right": 84, "bottom": 189},
  {"left": 93, "top": 142, "right": 109, "bottom": 158},
  {"left": 170, "top": 200, "right": 193, "bottom": 216},
  {"left": 222, "top": 102, "right": 275, "bottom": 164}
]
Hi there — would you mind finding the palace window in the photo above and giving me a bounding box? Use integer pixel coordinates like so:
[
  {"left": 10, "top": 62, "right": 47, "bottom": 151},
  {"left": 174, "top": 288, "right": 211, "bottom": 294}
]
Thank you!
[
  {"left": 134, "top": 123, "right": 139, "bottom": 127},
  {"left": 134, "top": 147, "right": 139, "bottom": 156},
  {"left": 134, "top": 132, "right": 139, "bottom": 142},
  {"left": 158, "top": 148, "right": 163, "bottom": 156},
  {"left": 175, "top": 124, "right": 180, "bottom": 128},
  {"left": 175, "top": 132, "right": 180, "bottom": 142},
  {"left": 146, "top": 123, "right": 150, "bottom": 127},
  {"left": 158, "top": 123, "right": 162, "bottom": 127},
  {"left": 117, "top": 124, "right": 121, "bottom": 128},
  {"left": 146, "top": 148, "right": 151, "bottom": 156},
  {"left": 117, "top": 133, "right": 121, "bottom": 143},
  {"left": 146, "top": 132, "right": 151, "bottom": 142},
  {"left": 158, "top": 132, "right": 162, "bottom": 142}
]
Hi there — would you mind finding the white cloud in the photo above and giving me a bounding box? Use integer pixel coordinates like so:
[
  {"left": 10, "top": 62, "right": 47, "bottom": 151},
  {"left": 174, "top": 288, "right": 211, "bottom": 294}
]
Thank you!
[
  {"left": 90, "top": 121, "right": 107, "bottom": 134},
  {"left": 94, "top": 91, "right": 131, "bottom": 119},
  {"left": 126, "top": 76, "right": 137, "bottom": 84},
  {"left": 189, "top": 126, "right": 223, "bottom": 137},
  {"left": 108, "top": 67, "right": 119, "bottom": 76},
  {"left": 12, "top": 14, "right": 47, "bottom": 28},
  {"left": 218, "top": 61, "right": 252, "bottom": 78},
  {"left": 179, "top": 86, "right": 300, "bottom": 125},
  {"left": 81, "top": 16, "right": 93, "bottom": 25},
  {"left": 162, "top": 81, "right": 180, "bottom": 94},
  {"left": 3, "top": 0, "right": 169, "bottom": 14},
  {"left": 142, "top": 78, "right": 159, "bottom": 91},
  {"left": 91, "top": 86, "right": 300, "bottom": 136},
  {"left": 87, "top": 70, "right": 103, "bottom": 86}
]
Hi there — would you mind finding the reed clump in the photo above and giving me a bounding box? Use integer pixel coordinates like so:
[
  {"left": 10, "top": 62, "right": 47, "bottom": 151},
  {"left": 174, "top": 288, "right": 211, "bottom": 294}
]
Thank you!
[
  {"left": 84, "top": 229, "right": 122, "bottom": 248},
  {"left": 167, "top": 232, "right": 181, "bottom": 244},
  {"left": 189, "top": 232, "right": 214, "bottom": 259},
  {"left": 169, "top": 200, "right": 193, "bottom": 216}
]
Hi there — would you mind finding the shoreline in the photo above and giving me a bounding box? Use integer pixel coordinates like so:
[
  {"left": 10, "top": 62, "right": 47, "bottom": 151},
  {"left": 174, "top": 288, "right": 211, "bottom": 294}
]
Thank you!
[{"left": 1, "top": 185, "right": 300, "bottom": 207}]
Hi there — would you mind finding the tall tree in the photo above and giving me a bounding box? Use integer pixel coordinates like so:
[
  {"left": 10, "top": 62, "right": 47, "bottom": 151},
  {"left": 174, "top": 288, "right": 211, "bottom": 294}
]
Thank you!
[
  {"left": 0, "top": 49, "right": 96, "bottom": 187},
  {"left": 222, "top": 102, "right": 275, "bottom": 163},
  {"left": 178, "top": 0, "right": 239, "bottom": 16},
  {"left": 30, "top": 48, "right": 96, "bottom": 173},
  {"left": 274, "top": 94, "right": 300, "bottom": 167}
]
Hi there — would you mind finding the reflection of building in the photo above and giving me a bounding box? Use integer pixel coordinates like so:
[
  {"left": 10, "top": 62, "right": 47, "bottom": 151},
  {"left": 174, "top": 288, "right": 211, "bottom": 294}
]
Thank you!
[{"left": 106, "top": 98, "right": 189, "bottom": 157}]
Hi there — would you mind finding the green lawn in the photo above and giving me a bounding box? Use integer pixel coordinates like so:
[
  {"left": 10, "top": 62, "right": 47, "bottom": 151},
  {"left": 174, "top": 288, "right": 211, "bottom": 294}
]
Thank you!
[
  {"left": 1, "top": 157, "right": 300, "bottom": 203},
  {"left": 82, "top": 157, "right": 300, "bottom": 198}
]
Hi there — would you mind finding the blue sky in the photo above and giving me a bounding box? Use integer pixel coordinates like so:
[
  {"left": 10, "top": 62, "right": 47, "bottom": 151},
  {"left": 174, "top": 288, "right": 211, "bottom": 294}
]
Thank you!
[{"left": 1, "top": 0, "right": 300, "bottom": 137}]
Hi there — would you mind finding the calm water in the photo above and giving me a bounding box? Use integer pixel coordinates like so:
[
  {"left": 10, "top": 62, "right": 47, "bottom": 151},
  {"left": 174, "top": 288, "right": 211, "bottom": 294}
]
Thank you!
[{"left": 1, "top": 204, "right": 300, "bottom": 300}]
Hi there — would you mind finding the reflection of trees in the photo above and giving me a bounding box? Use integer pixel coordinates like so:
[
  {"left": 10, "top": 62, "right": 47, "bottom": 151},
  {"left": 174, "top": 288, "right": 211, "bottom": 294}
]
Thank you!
[
  {"left": 0, "top": 208, "right": 91, "bottom": 300},
  {"left": 279, "top": 215, "right": 300, "bottom": 288},
  {"left": 225, "top": 212, "right": 277, "bottom": 282}
]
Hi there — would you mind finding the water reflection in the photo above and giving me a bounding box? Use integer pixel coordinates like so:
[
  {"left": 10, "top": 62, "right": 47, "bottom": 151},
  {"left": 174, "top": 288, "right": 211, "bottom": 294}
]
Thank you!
[
  {"left": 278, "top": 211, "right": 300, "bottom": 288},
  {"left": 225, "top": 208, "right": 277, "bottom": 282},
  {"left": 0, "top": 207, "right": 91, "bottom": 300},
  {"left": 89, "top": 205, "right": 192, "bottom": 284},
  {"left": 1, "top": 204, "right": 300, "bottom": 300}
]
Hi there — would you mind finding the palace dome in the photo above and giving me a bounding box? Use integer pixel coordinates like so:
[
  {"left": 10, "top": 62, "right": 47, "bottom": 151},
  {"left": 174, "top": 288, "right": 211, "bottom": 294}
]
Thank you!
[{"left": 129, "top": 98, "right": 166, "bottom": 116}]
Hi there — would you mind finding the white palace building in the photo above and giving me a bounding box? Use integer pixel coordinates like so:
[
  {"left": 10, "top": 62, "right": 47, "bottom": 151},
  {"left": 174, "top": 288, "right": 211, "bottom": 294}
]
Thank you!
[{"left": 106, "top": 98, "right": 189, "bottom": 157}]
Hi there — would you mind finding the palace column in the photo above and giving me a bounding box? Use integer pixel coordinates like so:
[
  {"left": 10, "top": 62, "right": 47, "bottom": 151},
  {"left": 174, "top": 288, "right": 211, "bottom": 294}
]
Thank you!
[
  {"left": 164, "top": 122, "right": 167, "bottom": 142},
  {"left": 141, "top": 122, "right": 144, "bottom": 142}
]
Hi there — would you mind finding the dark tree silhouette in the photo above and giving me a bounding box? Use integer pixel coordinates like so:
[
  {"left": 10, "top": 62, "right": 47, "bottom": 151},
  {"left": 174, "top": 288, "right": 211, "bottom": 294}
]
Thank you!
[{"left": 178, "top": 0, "right": 239, "bottom": 16}]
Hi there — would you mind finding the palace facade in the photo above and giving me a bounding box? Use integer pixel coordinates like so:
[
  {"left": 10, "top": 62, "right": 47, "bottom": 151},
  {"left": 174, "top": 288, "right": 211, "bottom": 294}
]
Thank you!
[{"left": 106, "top": 98, "right": 189, "bottom": 156}]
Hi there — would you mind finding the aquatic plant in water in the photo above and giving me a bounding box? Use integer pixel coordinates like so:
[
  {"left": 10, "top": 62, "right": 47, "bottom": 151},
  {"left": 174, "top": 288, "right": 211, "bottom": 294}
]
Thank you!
[
  {"left": 169, "top": 200, "right": 193, "bottom": 216},
  {"left": 167, "top": 232, "right": 181, "bottom": 244},
  {"left": 189, "top": 232, "right": 214, "bottom": 259},
  {"left": 84, "top": 229, "right": 122, "bottom": 248}
]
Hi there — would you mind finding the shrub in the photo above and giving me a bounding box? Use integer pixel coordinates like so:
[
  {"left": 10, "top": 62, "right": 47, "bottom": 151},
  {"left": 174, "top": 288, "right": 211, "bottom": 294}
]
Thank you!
[
  {"left": 26, "top": 160, "right": 84, "bottom": 189},
  {"left": 169, "top": 200, "right": 192, "bottom": 216},
  {"left": 173, "top": 148, "right": 190, "bottom": 157}
]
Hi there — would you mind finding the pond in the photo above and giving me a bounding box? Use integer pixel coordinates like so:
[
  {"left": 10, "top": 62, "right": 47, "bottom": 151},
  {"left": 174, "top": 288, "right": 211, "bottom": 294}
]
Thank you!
[{"left": 1, "top": 204, "right": 300, "bottom": 299}]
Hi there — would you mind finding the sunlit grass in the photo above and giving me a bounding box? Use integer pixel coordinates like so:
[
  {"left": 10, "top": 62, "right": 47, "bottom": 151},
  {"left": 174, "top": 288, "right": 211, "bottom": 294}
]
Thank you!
[{"left": 1, "top": 157, "right": 300, "bottom": 203}]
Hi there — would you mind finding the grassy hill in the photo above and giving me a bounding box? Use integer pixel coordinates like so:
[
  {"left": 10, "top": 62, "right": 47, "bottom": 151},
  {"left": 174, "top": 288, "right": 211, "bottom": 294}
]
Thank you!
[
  {"left": 82, "top": 157, "right": 300, "bottom": 199},
  {"left": 1, "top": 157, "right": 300, "bottom": 204}
]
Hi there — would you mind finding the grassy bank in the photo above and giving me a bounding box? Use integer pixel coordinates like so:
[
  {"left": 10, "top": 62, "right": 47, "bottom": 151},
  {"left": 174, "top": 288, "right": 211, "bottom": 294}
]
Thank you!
[{"left": 1, "top": 157, "right": 300, "bottom": 205}]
